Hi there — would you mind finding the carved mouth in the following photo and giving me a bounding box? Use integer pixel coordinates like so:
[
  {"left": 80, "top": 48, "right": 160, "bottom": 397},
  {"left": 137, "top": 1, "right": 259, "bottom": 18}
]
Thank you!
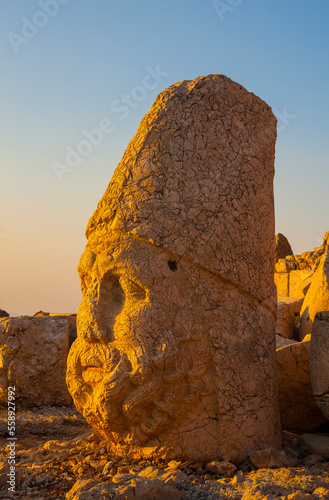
[
  {"left": 80, "top": 354, "right": 104, "bottom": 385},
  {"left": 75, "top": 341, "right": 130, "bottom": 402},
  {"left": 81, "top": 367, "right": 104, "bottom": 385},
  {"left": 82, "top": 366, "right": 103, "bottom": 386}
]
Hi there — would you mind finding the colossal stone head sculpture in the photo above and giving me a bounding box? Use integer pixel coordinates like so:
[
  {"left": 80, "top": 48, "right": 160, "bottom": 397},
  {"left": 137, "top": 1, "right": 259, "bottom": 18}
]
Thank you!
[{"left": 67, "top": 75, "right": 281, "bottom": 463}]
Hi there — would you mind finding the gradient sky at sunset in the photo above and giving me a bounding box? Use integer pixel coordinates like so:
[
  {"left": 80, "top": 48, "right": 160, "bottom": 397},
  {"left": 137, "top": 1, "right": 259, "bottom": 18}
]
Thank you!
[{"left": 1, "top": 0, "right": 329, "bottom": 315}]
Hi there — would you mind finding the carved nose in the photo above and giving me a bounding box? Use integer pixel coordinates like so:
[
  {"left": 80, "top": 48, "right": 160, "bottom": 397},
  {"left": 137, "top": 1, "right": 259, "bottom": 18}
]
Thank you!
[{"left": 77, "top": 271, "right": 125, "bottom": 343}]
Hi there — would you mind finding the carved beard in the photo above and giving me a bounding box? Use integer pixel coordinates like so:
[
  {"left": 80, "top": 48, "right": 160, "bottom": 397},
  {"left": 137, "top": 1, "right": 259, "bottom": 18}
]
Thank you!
[{"left": 66, "top": 326, "right": 212, "bottom": 447}]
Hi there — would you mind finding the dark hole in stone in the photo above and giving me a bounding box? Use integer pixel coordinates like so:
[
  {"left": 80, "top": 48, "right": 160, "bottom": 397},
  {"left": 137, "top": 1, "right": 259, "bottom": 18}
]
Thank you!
[{"left": 168, "top": 261, "right": 178, "bottom": 272}]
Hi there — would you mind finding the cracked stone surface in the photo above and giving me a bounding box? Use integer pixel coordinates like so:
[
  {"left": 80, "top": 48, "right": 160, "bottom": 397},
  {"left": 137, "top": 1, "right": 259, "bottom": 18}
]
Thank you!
[
  {"left": 66, "top": 74, "right": 280, "bottom": 463},
  {"left": 275, "top": 233, "right": 293, "bottom": 262},
  {"left": 0, "top": 317, "right": 72, "bottom": 407},
  {"left": 310, "top": 311, "right": 329, "bottom": 420},
  {"left": 298, "top": 249, "right": 329, "bottom": 340},
  {"left": 276, "top": 297, "right": 303, "bottom": 339},
  {"left": 276, "top": 338, "right": 327, "bottom": 433}
]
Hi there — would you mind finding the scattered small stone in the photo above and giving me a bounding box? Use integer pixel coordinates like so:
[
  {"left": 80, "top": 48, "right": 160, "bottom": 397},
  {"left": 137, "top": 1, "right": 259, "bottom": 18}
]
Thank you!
[
  {"left": 166, "top": 460, "right": 181, "bottom": 469},
  {"left": 230, "top": 471, "right": 245, "bottom": 484},
  {"left": 205, "top": 460, "right": 237, "bottom": 476},
  {"left": 189, "top": 462, "right": 203, "bottom": 470},
  {"left": 303, "top": 454, "right": 324, "bottom": 467},
  {"left": 249, "top": 448, "right": 296, "bottom": 468}
]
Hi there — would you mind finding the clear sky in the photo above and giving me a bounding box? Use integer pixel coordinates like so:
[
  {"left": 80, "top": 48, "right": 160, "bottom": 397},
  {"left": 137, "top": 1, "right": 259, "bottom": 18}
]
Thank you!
[{"left": 1, "top": 0, "right": 328, "bottom": 315}]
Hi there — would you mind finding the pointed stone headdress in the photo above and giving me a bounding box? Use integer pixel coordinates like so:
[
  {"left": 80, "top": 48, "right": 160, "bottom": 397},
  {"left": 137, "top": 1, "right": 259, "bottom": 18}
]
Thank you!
[{"left": 86, "top": 75, "right": 277, "bottom": 310}]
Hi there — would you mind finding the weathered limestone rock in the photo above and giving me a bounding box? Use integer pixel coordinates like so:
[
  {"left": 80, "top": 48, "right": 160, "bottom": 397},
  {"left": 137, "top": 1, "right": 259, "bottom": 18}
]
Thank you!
[
  {"left": 205, "top": 460, "right": 236, "bottom": 475},
  {"left": 34, "top": 312, "right": 77, "bottom": 346},
  {"left": 274, "top": 232, "right": 329, "bottom": 300},
  {"left": 276, "top": 297, "right": 303, "bottom": 339},
  {"left": 50, "top": 314, "right": 77, "bottom": 347},
  {"left": 294, "top": 232, "right": 329, "bottom": 270},
  {"left": 67, "top": 74, "right": 280, "bottom": 463},
  {"left": 0, "top": 316, "right": 72, "bottom": 407},
  {"left": 276, "top": 338, "right": 327, "bottom": 433},
  {"left": 302, "top": 433, "right": 329, "bottom": 458},
  {"left": 34, "top": 310, "right": 50, "bottom": 316},
  {"left": 274, "top": 272, "right": 289, "bottom": 299},
  {"left": 309, "top": 311, "right": 329, "bottom": 419},
  {"left": 289, "top": 270, "right": 314, "bottom": 299},
  {"left": 276, "top": 335, "right": 297, "bottom": 350},
  {"left": 249, "top": 448, "right": 295, "bottom": 468},
  {"left": 298, "top": 249, "right": 329, "bottom": 340},
  {"left": 275, "top": 256, "right": 297, "bottom": 273},
  {"left": 275, "top": 233, "right": 293, "bottom": 262}
]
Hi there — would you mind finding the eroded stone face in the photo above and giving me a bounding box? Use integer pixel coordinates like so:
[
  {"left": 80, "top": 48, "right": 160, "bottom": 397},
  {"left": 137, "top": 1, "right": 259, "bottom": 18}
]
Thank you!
[{"left": 67, "top": 75, "right": 281, "bottom": 463}]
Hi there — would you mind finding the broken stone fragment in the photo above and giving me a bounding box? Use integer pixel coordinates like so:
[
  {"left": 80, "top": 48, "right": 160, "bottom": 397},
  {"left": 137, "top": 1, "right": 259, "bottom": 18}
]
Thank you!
[
  {"left": 289, "top": 270, "right": 314, "bottom": 299},
  {"left": 276, "top": 297, "right": 303, "bottom": 339},
  {"left": 276, "top": 335, "right": 297, "bottom": 350},
  {"left": 275, "top": 258, "right": 297, "bottom": 273},
  {"left": 205, "top": 460, "right": 236, "bottom": 476},
  {"left": 275, "top": 272, "right": 289, "bottom": 299},
  {"left": 249, "top": 448, "right": 295, "bottom": 468}
]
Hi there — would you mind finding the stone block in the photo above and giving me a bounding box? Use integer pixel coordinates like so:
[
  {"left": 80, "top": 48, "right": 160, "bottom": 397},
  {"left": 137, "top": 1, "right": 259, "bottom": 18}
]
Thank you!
[
  {"left": 276, "top": 297, "right": 303, "bottom": 339},
  {"left": 0, "top": 316, "right": 72, "bottom": 407},
  {"left": 274, "top": 273, "right": 289, "bottom": 299}
]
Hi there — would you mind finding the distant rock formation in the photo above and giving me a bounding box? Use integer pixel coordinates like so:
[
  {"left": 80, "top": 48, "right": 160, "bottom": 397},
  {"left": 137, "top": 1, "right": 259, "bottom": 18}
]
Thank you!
[
  {"left": 275, "top": 231, "right": 329, "bottom": 299},
  {"left": 0, "top": 309, "right": 9, "bottom": 318},
  {"left": 34, "top": 310, "right": 50, "bottom": 316},
  {"left": 275, "top": 233, "right": 293, "bottom": 262}
]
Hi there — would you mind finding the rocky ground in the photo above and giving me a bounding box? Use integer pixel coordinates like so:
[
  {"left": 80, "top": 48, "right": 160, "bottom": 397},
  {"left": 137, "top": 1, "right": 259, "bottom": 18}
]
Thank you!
[{"left": 1, "top": 406, "right": 329, "bottom": 499}]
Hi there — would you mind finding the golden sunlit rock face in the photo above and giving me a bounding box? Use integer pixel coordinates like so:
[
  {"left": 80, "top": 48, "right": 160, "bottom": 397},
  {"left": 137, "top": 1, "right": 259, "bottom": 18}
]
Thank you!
[{"left": 66, "top": 74, "right": 281, "bottom": 463}]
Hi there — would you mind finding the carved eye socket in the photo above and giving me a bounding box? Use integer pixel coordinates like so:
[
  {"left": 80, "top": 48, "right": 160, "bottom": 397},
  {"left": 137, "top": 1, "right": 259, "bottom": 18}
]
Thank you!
[
  {"left": 168, "top": 261, "right": 178, "bottom": 272},
  {"left": 120, "top": 278, "right": 147, "bottom": 302},
  {"left": 98, "top": 273, "right": 125, "bottom": 337}
]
